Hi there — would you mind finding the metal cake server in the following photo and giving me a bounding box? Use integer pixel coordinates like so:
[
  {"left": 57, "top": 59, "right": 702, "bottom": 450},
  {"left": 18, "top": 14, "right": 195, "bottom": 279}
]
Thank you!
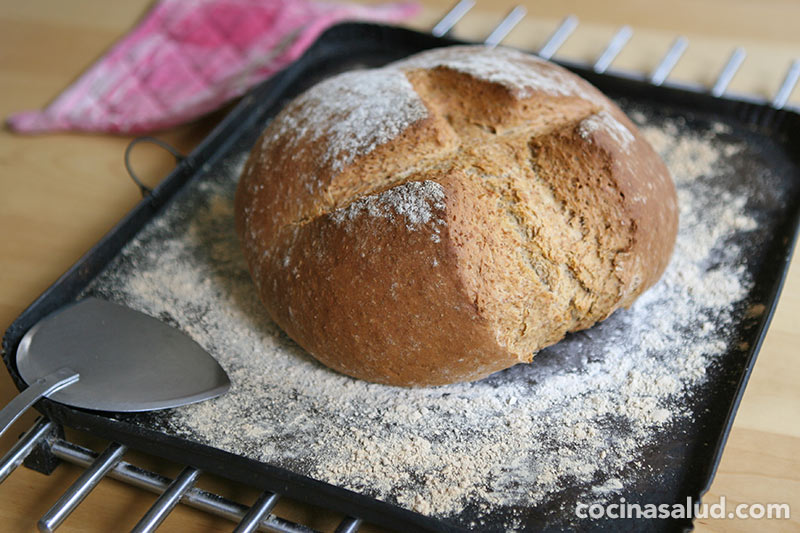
[{"left": 0, "top": 298, "right": 230, "bottom": 437}]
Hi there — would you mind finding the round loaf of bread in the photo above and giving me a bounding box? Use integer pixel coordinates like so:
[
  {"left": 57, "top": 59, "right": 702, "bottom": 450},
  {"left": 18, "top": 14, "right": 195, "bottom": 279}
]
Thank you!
[{"left": 235, "top": 45, "right": 678, "bottom": 387}]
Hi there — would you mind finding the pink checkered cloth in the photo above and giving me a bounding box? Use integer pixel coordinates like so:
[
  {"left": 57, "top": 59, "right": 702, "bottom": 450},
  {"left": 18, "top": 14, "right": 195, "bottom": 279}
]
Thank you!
[{"left": 7, "top": 0, "right": 419, "bottom": 134}]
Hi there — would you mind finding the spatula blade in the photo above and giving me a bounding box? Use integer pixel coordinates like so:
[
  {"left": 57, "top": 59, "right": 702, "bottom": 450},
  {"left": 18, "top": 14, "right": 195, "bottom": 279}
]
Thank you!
[{"left": 16, "top": 298, "right": 230, "bottom": 412}]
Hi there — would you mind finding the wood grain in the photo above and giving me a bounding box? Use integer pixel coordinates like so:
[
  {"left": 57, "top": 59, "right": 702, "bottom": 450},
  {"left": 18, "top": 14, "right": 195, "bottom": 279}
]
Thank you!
[{"left": 0, "top": 1, "right": 797, "bottom": 531}]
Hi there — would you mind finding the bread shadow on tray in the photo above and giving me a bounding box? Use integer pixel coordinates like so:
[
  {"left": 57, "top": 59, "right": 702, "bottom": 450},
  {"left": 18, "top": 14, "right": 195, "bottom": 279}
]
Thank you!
[{"left": 480, "top": 319, "right": 623, "bottom": 388}]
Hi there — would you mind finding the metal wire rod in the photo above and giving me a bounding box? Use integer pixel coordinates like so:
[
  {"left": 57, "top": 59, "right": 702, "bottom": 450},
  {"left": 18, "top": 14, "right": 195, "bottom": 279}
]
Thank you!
[
  {"left": 233, "top": 492, "right": 281, "bottom": 533},
  {"left": 772, "top": 59, "right": 800, "bottom": 109},
  {"left": 594, "top": 25, "right": 633, "bottom": 73},
  {"left": 650, "top": 36, "right": 688, "bottom": 86},
  {"left": 431, "top": 0, "right": 475, "bottom": 37},
  {"left": 538, "top": 15, "right": 579, "bottom": 60},
  {"left": 38, "top": 443, "right": 128, "bottom": 532},
  {"left": 0, "top": 418, "right": 54, "bottom": 483},
  {"left": 711, "top": 47, "right": 746, "bottom": 97},
  {"left": 484, "top": 5, "right": 527, "bottom": 47}
]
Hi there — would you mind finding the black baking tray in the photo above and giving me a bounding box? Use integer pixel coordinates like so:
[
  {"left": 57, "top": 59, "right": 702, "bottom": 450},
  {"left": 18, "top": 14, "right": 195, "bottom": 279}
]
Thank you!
[{"left": 3, "top": 23, "right": 800, "bottom": 532}]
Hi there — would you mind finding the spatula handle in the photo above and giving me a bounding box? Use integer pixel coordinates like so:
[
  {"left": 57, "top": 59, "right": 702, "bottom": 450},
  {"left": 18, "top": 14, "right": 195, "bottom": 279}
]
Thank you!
[{"left": 0, "top": 368, "right": 79, "bottom": 439}]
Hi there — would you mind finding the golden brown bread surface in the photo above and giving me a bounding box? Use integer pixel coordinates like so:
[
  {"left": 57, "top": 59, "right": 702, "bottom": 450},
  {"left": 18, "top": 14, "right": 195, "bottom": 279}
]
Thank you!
[{"left": 234, "top": 45, "right": 679, "bottom": 387}]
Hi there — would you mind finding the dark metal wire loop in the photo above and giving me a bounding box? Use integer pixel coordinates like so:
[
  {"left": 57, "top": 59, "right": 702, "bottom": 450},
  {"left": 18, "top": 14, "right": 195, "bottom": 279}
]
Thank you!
[{"left": 124, "top": 136, "right": 185, "bottom": 198}]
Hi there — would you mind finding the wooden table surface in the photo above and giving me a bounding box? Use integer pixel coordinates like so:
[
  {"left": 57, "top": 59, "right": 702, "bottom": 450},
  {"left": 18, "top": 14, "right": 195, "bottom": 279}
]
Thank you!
[{"left": 1, "top": 1, "right": 798, "bottom": 531}]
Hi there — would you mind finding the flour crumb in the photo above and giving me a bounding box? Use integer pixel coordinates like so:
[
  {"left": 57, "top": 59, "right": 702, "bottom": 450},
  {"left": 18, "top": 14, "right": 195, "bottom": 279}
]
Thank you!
[
  {"left": 593, "top": 478, "right": 624, "bottom": 494},
  {"left": 579, "top": 110, "right": 635, "bottom": 148},
  {"left": 331, "top": 180, "right": 446, "bottom": 232}
]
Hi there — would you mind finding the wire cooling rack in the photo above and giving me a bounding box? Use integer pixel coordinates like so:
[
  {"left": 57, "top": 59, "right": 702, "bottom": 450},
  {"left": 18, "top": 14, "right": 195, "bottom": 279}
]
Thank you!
[{"left": 1, "top": 2, "right": 798, "bottom": 532}]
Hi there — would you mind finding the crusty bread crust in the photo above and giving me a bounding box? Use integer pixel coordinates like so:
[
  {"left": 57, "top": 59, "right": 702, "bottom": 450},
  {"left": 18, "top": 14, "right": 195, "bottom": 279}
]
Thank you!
[{"left": 235, "top": 45, "right": 678, "bottom": 386}]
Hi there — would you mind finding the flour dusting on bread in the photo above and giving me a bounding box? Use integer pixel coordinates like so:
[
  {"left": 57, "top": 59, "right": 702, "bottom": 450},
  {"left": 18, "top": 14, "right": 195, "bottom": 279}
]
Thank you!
[
  {"left": 263, "top": 46, "right": 611, "bottom": 184},
  {"left": 579, "top": 110, "right": 635, "bottom": 148},
  {"left": 331, "top": 180, "right": 446, "bottom": 235},
  {"left": 393, "top": 46, "right": 607, "bottom": 104},
  {"left": 266, "top": 69, "right": 428, "bottom": 173}
]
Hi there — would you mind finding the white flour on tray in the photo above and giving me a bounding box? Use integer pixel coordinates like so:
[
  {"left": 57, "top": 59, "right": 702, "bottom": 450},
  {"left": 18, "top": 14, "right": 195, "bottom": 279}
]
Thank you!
[{"left": 85, "top": 112, "right": 762, "bottom": 526}]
